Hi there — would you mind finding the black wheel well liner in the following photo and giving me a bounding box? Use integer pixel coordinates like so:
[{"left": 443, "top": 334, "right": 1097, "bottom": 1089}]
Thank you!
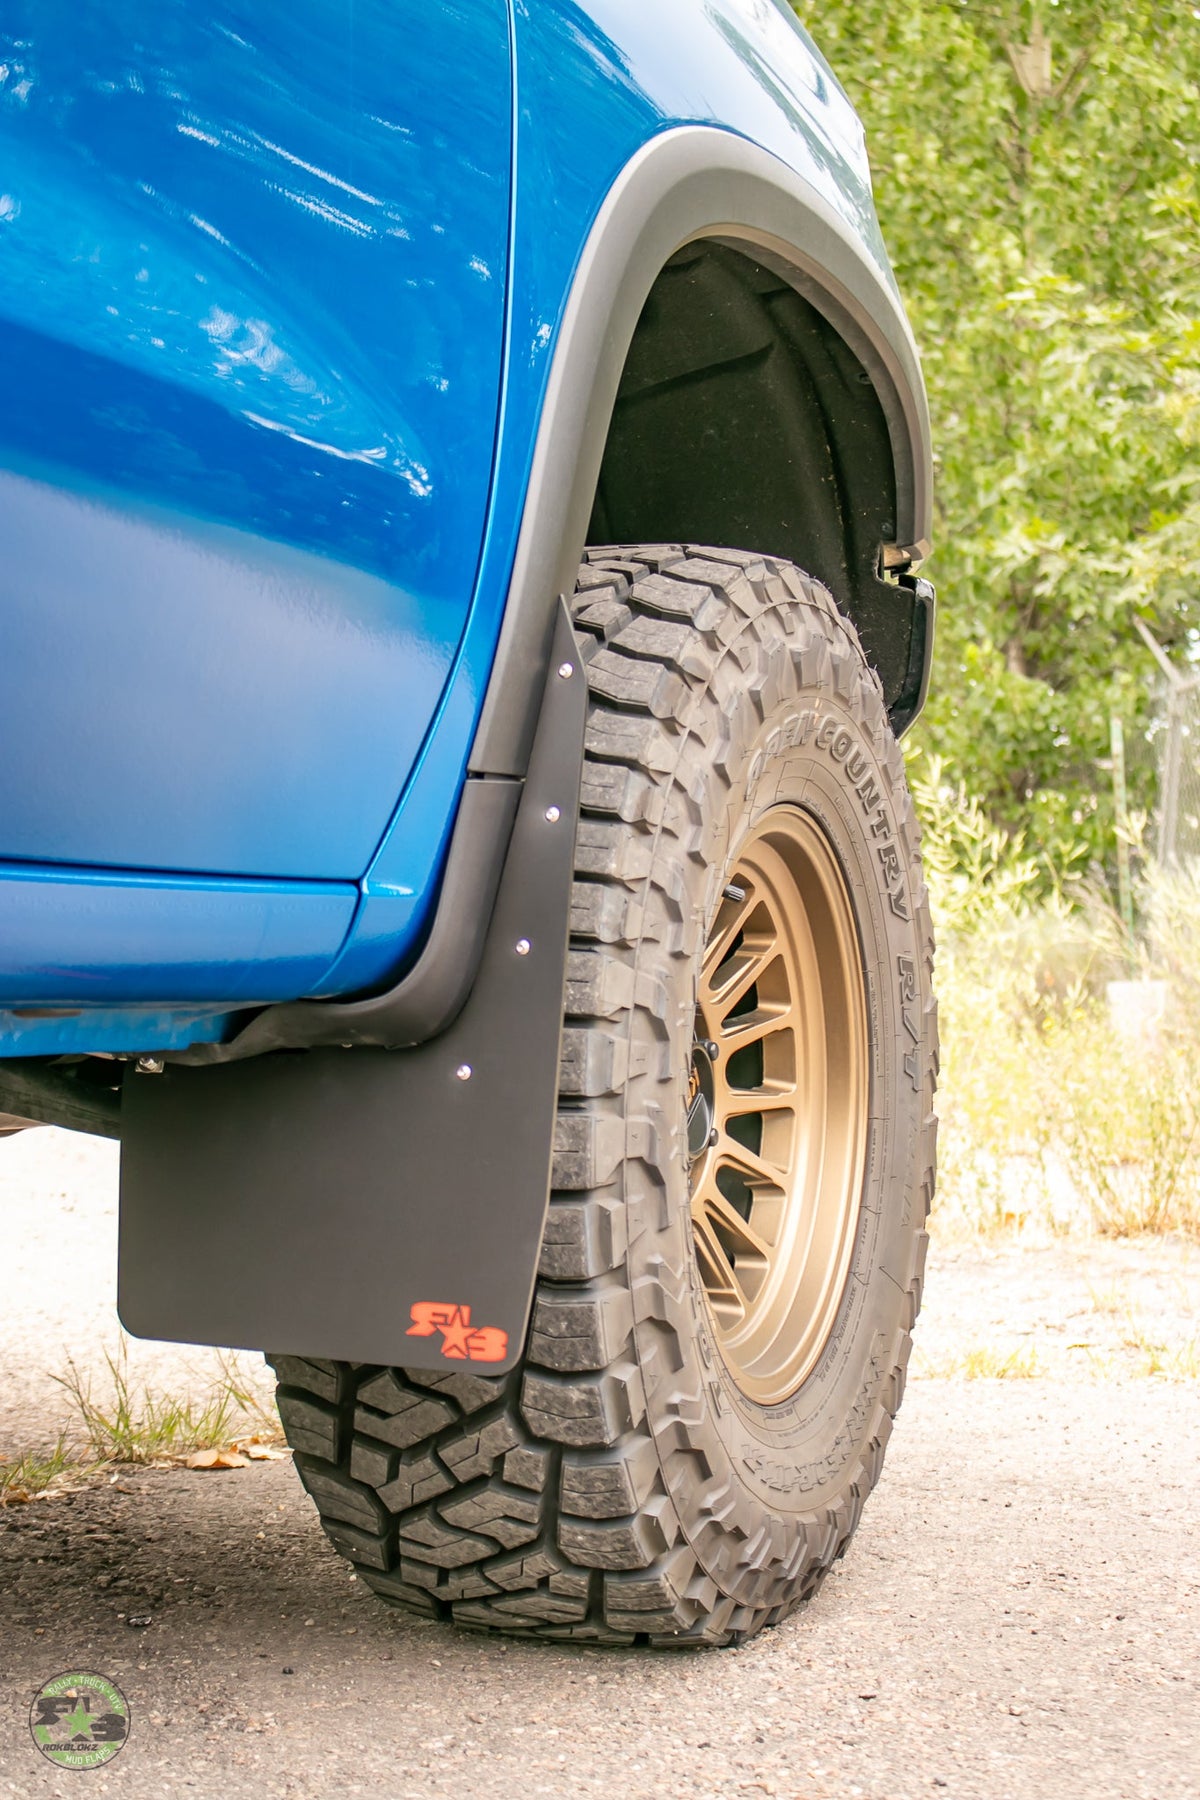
[
  {"left": 586, "top": 239, "right": 917, "bottom": 707},
  {"left": 470, "top": 127, "right": 934, "bottom": 782}
]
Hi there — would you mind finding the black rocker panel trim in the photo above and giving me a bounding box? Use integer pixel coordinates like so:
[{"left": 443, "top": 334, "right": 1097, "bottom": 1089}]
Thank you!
[{"left": 0, "top": 1057, "right": 122, "bottom": 1138}]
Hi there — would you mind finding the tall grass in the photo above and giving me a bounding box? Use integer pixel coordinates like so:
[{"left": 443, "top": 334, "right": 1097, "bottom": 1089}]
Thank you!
[
  {"left": 0, "top": 1438, "right": 80, "bottom": 1504},
  {"left": 914, "top": 756, "right": 1200, "bottom": 1240},
  {"left": 50, "top": 1339, "right": 280, "bottom": 1466},
  {"left": 2, "top": 1342, "right": 283, "bottom": 1504}
]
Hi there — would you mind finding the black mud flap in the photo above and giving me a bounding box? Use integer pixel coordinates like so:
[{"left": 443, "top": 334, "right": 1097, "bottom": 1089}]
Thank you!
[{"left": 117, "top": 603, "right": 587, "bottom": 1375}]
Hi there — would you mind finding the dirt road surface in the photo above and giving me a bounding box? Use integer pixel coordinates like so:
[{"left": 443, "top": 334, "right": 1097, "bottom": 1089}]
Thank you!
[{"left": 2, "top": 1130, "right": 1197, "bottom": 1800}]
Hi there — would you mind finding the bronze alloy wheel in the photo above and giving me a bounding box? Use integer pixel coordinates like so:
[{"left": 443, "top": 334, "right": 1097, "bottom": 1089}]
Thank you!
[{"left": 690, "top": 806, "right": 870, "bottom": 1405}]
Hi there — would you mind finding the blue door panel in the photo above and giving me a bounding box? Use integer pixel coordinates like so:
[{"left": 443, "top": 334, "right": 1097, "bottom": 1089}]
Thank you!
[{"left": 0, "top": 0, "right": 511, "bottom": 878}]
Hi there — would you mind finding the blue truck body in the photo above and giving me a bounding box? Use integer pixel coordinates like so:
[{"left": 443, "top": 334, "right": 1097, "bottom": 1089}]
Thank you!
[
  {"left": 0, "top": 4, "right": 942, "bottom": 1590},
  {"left": 0, "top": 0, "right": 929, "bottom": 1061}
]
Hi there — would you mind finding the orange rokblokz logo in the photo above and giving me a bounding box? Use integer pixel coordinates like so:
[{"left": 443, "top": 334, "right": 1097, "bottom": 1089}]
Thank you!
[
  {"left": 30, "top": 1671, "right": 129, "bottom": 1769},
  {"left": 406, "top": 1302, "right": 508, "bottom": 1363}
]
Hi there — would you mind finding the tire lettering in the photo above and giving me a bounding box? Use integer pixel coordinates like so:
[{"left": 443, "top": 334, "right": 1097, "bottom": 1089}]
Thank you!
[
  {"left": 897, "top": 956, "right": 920, "bottom": 1088},
  {"left": 878, "top": 842, "right": 901, "bottom": 887},
  {"left": 755, "top": 710, "right": 912, "bottom": 924},
  {"left": 897, "top": 955, "right": 917, "bottom": 1003},
  {"left": 750, "top": 709, "right": 818, "bottom": 788},
  {"left": 857, "top": 774, "right": 882, "bottom": 813}
]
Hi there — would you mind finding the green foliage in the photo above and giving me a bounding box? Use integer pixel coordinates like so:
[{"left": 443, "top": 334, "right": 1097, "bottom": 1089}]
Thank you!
[
  {"left": 909, "top": 751, "right": 1044, "bottom": 935},
  {"left": 51, "top": 1338, "right": 276, "bottom": 1465},
  {"left": 0, "top": 1437, "right": 78, "bottom": 1505},
  {"left": 1047, "top": 999, "right": 1200, "bottom": 1236},
  {"left": 919, "top": 781, "right": 1200, "bottom": 1240},
  {"left": 794, "top": 0, "right": 1200, "bottom": 866}
]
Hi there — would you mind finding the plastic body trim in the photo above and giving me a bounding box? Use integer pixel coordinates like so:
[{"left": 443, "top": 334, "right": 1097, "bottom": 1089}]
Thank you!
[{"left": 469, "top": 126, "right": 931, "bottom": 782}]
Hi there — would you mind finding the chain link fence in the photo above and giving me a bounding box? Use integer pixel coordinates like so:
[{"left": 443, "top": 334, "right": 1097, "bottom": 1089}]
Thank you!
[
  {"left": 1137, "top": 623, "right": 1200, "bottom": 867},
  {"left": 1154, "top": 670, "right": 1200, "bottom": 866}
]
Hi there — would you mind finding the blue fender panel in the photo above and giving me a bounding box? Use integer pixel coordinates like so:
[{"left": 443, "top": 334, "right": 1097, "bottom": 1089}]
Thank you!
[
  {"left": 0, "top": 462, "right": 458, "bottom": 879},
  {"left": 0, "top": 0, "right": 929, "bottom": 1056},
  {"left": 344, "top": 1, "right": 920, "bottom": 982},
  {"left": 0, "top": 0, "right": 511, "bottom": 879}
]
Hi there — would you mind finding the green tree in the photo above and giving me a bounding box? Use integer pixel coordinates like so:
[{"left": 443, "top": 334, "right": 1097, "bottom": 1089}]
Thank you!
[{"left": 793, "top": 0, "right": 1200, "bottom": 869}]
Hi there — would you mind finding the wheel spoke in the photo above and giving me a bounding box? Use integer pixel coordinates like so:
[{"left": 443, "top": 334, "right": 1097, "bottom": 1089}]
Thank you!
[
  {"left": 690, "top": 1205, "right": 746, "bottom": 1325},
  {"left": 700, "top": 881, "right": 759, "bottom": 983},
  {"left": 701, "top": 1186, "right": 774, "bottom": 1264},
  {"left": 717, "top": 1006, "right": 788, "bottom": 1053},
  {"left": 721, "top": 1080, "right": 797, "bottom": 1112},
  {"left": 714, "top": 1130, "right": 788, "bottom": 1192},
  {"left": 706, "top": 941, "right": 780, "bottom": 1021}
]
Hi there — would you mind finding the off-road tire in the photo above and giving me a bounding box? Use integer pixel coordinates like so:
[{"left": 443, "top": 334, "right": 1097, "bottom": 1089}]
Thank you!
[{"left": 271, "top": 546, "right": 937, "bottom": 1646}]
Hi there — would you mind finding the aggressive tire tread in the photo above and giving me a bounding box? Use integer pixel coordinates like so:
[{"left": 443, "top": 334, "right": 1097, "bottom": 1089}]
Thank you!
[{"left": 272, "top": 546, "right": 937, "bottom": 1646}]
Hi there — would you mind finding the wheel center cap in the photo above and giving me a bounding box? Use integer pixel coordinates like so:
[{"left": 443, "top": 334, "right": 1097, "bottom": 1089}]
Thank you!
[{"left": 686, "top": 1041, "right": 716, "bottom": 1162}]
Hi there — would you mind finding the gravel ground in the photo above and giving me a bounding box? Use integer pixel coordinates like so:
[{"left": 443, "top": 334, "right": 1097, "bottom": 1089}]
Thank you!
[{"left": 1, "top": 1129, "right": 1198, "bottom": 1799}]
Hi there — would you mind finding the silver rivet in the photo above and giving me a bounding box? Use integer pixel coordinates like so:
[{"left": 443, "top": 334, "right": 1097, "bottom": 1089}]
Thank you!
[
  {"left": 515, "top": 938, "right": 531, "bottom": 956},
  {"left": 557, "top": 661, "right": 574, "bottom": 679},
  {"left": 544, "top": 805, "right": 561, "bottom": 823},
  {"left": 455, "top": 1063, "right": 473, "bottom": 1081},
  {"left": 134, "top": 1055, "right": 165, "bottom": 1075}
]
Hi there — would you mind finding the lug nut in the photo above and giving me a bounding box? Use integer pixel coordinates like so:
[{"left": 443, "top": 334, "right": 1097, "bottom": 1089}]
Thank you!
[{"left": 134, "top": 1056, "right": 165, "bottom": 1075}]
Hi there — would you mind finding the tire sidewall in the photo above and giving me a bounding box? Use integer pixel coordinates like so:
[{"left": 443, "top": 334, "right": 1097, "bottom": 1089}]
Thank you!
[{"left": 630, "top": 607, "right": 932, "bottom": 1595}]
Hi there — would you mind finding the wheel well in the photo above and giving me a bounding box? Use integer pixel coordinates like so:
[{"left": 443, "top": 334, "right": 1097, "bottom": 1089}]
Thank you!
[{"left": 586, "top": 240, "right": 924, "bottom": 717}]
